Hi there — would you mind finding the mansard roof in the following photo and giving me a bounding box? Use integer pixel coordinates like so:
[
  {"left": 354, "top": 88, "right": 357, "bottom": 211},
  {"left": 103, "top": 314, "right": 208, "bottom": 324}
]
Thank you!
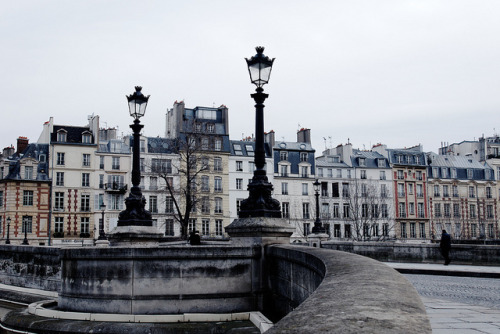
[
  {"left": 230, "top": 140, "right": 271, "bottom": 158},
  {"left": 2, "top": 143, "right": 50, "bottom": 181},
  {"left": 51, "top": 125, "right": 95, "bottom": 145}
]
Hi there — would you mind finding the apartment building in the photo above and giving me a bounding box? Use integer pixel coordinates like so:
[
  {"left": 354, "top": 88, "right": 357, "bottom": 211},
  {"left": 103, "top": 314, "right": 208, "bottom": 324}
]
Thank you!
[{"left": 428, "top": 154, "right": 497, "bottom": 240}]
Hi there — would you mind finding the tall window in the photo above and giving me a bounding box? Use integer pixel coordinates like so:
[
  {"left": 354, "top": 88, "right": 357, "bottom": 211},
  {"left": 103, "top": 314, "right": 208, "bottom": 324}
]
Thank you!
[
  {"left": 165, "top": 219, "right": 174, "bottom": 236},
  {"left": 303, "top": 223, "right": 310, "bottom": 235},
  {"left": 112, "top": 157, "right": 120, "bottom": 170},
  {"left": 214, "top": 177, "right": 222, "bottom": 192},
  {"left": 380, "top": 171, "right": 386, "bottom": 180},
  {"left": 444, "top": 204, "right": 451, "bottom": 217},
  {"left": 434, "top": 185, "right": 440, "bottom": 197},
  {"left": 82, "top": 173, "right": 90, "bottom": 187},
  {"left": 80, "top": 194, "right": 90, "bottom": 212},
  {"left": 280, "top": 165, "right": 288, "bottom": 177},
  {"left": 24, "top": 166, "right": 33, "bottom": 180},
  {"left": 300, "top": 152, "right": 308, "bottom": 162},
  {"left": 410, "top": 223, "right": 416, "bottom": 238},
  {"left": 453, "top": 185, "right": 459, "bottom": 197},
  {"left": 360, "top": 170, "right": 367, "bottom": 179},
  {"left": 381, "top": 184, "right": 388, "bottom": 198},
  {"left": 201, "top": 176, "right": 209, "bottom": 192},
  {"left": 342, "top": 183, "right": 349, "bottom": 197},
  {"left": 417, "top": 203, "right": 425, "bottom": 218},
  {"left": 468, "top": 186, "right": 475, "bottom": 198},
  {"left": 236, "top": 178, "right": 243, "bottom": 190},
  {"left": 302, "top": 203, "right": 310, "bottom": 219},
  {"left": 100, "top": 156, "right": 104, "bottom": 169},
  {"left": 399, "top": 202, "right": 406, "bottom": 218},
  {"left": 165, "top": 197, "right": 174, "bottom": 213},
  {"left": 486, "top": 187, "right": 492, "bottom": 199},
  {"left": 343, "top": 203, "right": 350, "bottom": 218},
  {"left": 416, "top": 184, "right": 423, "bottom": 197},
  {"left": 400, "top": 222, "right": 407, "bottom": 238},
  {"left": 83, "top": 154, "right": 91, "bottom": 167},
  {"left": 188, "top": 219, "right": 196, "bottom": 233},
  {"left": 302, "top": 183, "right": 308, "bottom": 195},
  {"left": 443, "top": 185, "right": 449, "bottom": 197},
  {"left": 201, "top": 196, "right": 210, "bottom": 214},
  {"left": 215, "top": 220, "right": 223, "bottom": 236},
  {"left": 149, "top": 196, "right": 158, "bottom": 213},
  {"left": 236, "top": 161, "right": 243, "bottom": 171},
  {"left": 82, "top": 134, "right": 92, "bottom": 144},
  {"left": 469, "top": 204, "right": 476, "bottom": 219},
  {"left": 453, "top": 203, "right": 460, "bottom": 217},
  {"left": 487, "top": 205, "right": 494, "bottom": 219},
  {"left": 55, "top": 192, "right": 64, "bottom": 210},
  {"left": 0, "top": 191, "right": 3, "bottom": 208},
  {"left": 202, "top": 219, "right": 210, "bottom": 235},
  {"left": 408, "top": 202, "right": 415, "bottom": 215},
  {"left": 55, "top": 217, "right": 64, "bottom": 234},
  {"left": 301, "top": 166, "right": 308, "bottom": 178},
  {"left": 281, "top": 182, "right": 288, "bottom": 195},
  {"left": 81, "top": 217, "right": 90, "bottom": 234},
  {"left": 280, "top": 151, "right": 288, "bottom": 161},
  {"left": 381, "top": 204, "right": 388, "bottom": 218},
  {"left": 23, "top": 190, "right": 34, "bottom": 206},
  {"left": 57, "top": 152, "right": 65, "bottom": 165},
  {"left": 397, "top": 170, "right": 404, "bottom": 180},
  {"left": 214, "top": 158, "right": 223, "bottom": 172},
  {"left": 434, "top": 203, "right": 441, "bottom": 217},
  {"left": 57, "top": 131, "right": 67, "bottom": 142},
  {"left": 282, "top": 202, "right": 289, "bottom": 218},
  {"left": 333, "top": 203, "right": 339, "bottom": 218},
  {"left": 215, "top": 197, "right": 223, "bottom": 214},
  {"left": 214, "top": 139, "right": 222, "bottom": 151},
  {"left": 22, "top": 216, "right": 33, "bottom": 233}
]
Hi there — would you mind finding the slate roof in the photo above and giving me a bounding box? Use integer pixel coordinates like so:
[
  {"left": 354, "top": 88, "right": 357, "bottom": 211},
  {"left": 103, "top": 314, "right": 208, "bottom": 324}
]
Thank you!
[
  {"left": 51, "top": 125, "right": 95, "bottom": 145},
  {"left": 230, "top": 140, "right": 271, "bottom": 157},
  {"left": 3, "top": 144, "right": 50, "bottom": 181}
]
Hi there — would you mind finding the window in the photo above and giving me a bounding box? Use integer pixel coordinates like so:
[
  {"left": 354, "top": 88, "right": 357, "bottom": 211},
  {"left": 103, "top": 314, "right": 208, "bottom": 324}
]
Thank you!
[
  {"left": 215, "top": 220, "right": 223, "bottom": 236},
  {"left": 245, "top": 145, "right": 254, "bottom": 156},
  {"left": 302, "top": 183, "right": 308, "bottom": 195},
  {"left": 201, "top": 197, "right": 210, "bottom": 214},
  {"left": 336, "top": 169, "right": 342, "bottom": 178},
  {"left": 23, "top": 190, "right": 34, "bottom": 206},
  {"left": 165, "top": 197, "right": 174, "bottom": 214},
  {"left": 233, "top": 144, "right": 242, "bottom": 155},
  {"left": 57, "top": 152, "right": 65, "bottom": 165},
  {"left": 469, "top": 204, "right": 476, "bottom": 218},
  {"left": 215, "top": 139, "right": 222, "bottom": 151},
  {"left": 381, "top": 184, "right": 388, "bottom": 198},
  {"left": 55, "top": 192, "right": 64, "bottom": 210},
  {"left": 249, "top": 162, "right": 255, "bottom": 172},
  {"left": 432, "top": 167, "right": 439, "bottom": 178},
  {"left": 236, "top": 161, "right": 243, "bottom": 171},
  {"left": 343, "top": 203, "right": 350, "bottom": 218},
  {"left": 453, "top": 203, "right": 460, "bottom": 217},
  {"left": 282, "top": 202, "right": 289, "bottom": 218},
  {"left": 400, "top": 222, "right": 407, "bottom": 238},
  {"left": 280, "top": 165, "right": 288, "bottom": 177},
  {"left": 0, "top": 191, "right": 3, "bottom": 208},
  {"left": 236, "top": 178, "right": 243, "bottom": 190},
  {"left": 81, "top": 194, "right": 90, "bottom": 212},
  {"left": 487, "top": 205, "right": 494, "bottom": 219},
  {"left": 467, "top": 169, "right": 473, "bottom": 179},
  {"left": 82, "top": 133, "right": 92, "bottom": 144},
  {"left": 236, "top": 199, "right": 242, "bottom": 214},
  {"left": 151, "top": 159, "right": 172, "bottom": 173},
  {"left": 25, "top": 166, "right": 33, "bottom": 180},
  {"left": 214, "top": 177, "right": 222, "bottom": 192},
  {"left": 109, "top": 194, "right": 124, "bottom": 210},
  {"left": 201, "top": 176, "right": 209, "bottom": 192},
  {"left": 332, "top": 183, "right": 339, "bottom": 197},
  {"left": 81, "top": 217, "right": 90, "bottom": 234},
  {"left": 381, "top": 204, "right": 388, "bottom": 218},
  {"left": 302, "top": 203, "right": 310, "bottom": 219},
  {"left": 202, "top": 219, "right": 210, "bottom": 235},
  {"left": 333, "top": 203, "right": 339, "bottom": 218},
  {"left": 443, "top": 203, "right": 451, "bottom": 217},
  {"left": 486, "top": 187, "right": 492, "bottom": 199},
  {"left": 321, "top": 203, "right": 330, "bottom": 219},
  {"left": 453, "top": 185, "right": 459, "bottom": 197},
  {"left": 361, "top": 184, "right": 367, "bottom": 197},
  {"left": 82, "top": 173, "right": 90, "bottom": 187},
  {"left": 397, "top": 170, "right": 404, "bottom": 180},
  {"left": 280, "top": 151, "right": 288, "bottom": 161},
  {"left": 359, "top": 158, "right": 366, "bottom": 167},
  {"left": 433, "top": 185, "right": 440, "bottom": 197},
  {"left": 408, "top": 183, "right": 414, "bottom": 195},
  {"left": 443, "top": 185, "right": 449, "bottom": 197},
  {"left": 165, "top": 219, "right": 174, "bottom": 236},
  {"left": 317, "top": 168, "right": 323, "bottom": 177},
  {"left": 301, "top": 166, "right": 308, "bottom": 178},
  {"left": 380, "top": 171, "right": 386, "bottom": 180},
  {"left": 303, "top": 223, "right": 310, "bottom": 236},
  {"left": 56, "top": 172, "right": 64, "bottom": 186},
  {"left": 188, "top": 219, "right": 196, "bottom": 233},
  {"left": 214, "top": 157, "right": 223, "bottom": 172},
  {"left": 410, "top": 223, "right": 416, "bottom": 238},
  {"left": 207, "top": 123, "right": 215, "bottom": 133},
  {"left": 149, "top": 196, "right": 158, "bottom": 213},
  {"left": 471, "top": 223, "right": 477, "bottom": 237},
  {"left": 150, "top": 177, "right": 158, "bottom": 190},
  {"left": 112, "top": 157, "right": 120, "bottom": 170},
  {"left": 344, "top": 224, "right": 352, "bottom": 238},
  {"left": 469, "top": 186, "right": 475, "bottom": 198},
  {"left": 397, "top": 183, "right": 405, "bottom": 197},
  {"left": 360, "top": 170, "right": 367, "bottom": 179},
  {"left": 22, "top": 216, "right": 32, "bottom": 233},
  {"left": 488, "top": 224, "right": 494, "bottom": 238},
  {"left": 82, "top": 154, "right": 91, "bottom": 167},
  {"left": 281, "top": 182, "right": 288, "bottom": 195},
  {"left": 399, "top": 202, "right": 406, "bottom": 218},
  {"left": 418, "top": 223, "right": 425, "bottom": 239},
  {"left": 441, "top": 168, "right": 448, "bottom": 178},
  {"left": 327, "top": 169, "right": 333, "bottom": 178},
  {"left": 434, "top": 203, "right": 441, "bottom": 217},
  {"left": 417, "top": 203, "right": 425, "bottom": 218},
  {"left": 416, "top": 184, "right": 423, "bottom": 197},
  {"left": 57, "top": 131, "right": 67, "bottom": 142},
  {"left": 300, "top": 152, "right": 308, "bottom": 162},
  {"left": 378, "top": 159, "right": 386, "bottom": 168},
  {"left": 451, "top": 168, "right": 457, "bottom": 178},
  {"left": 382, "top": 223, "right": 389, "bottom": 237},
  {"left": 362, "top": 204, "right": 369, "bottom": 218},
  {"left": 342, "top": 183, "right": 350, "bottom": 198},
  {"left": 215, "top": 197, "right": 223, "bottom": 214},
  {"left": 55, "top": 217, "right": 64, "bottom": 234},
  {"left": 99, "top": 156, "right": 104, "bottom": 169},
  {"left": 201, "top": 138, "right": 209, "bottom": 150},
  {"left": 408, "top": 202, "right": 415, "bottom": 215}
]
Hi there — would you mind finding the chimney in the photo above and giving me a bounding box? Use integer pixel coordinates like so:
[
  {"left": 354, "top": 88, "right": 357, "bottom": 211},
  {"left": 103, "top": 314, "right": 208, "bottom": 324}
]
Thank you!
[
  {"left": 297, "top": 128, "right": 311, "bottom": 144},
  {"left": 265, "top": 130, "right": 275, "bottom": 148},
  {"left": 17, "top": 137, "right": 29, "bottom": 153}
]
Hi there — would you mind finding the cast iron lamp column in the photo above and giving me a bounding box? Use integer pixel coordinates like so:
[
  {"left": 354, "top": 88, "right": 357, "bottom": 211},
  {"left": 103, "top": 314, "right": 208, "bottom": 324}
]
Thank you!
[
  {"left": 22, "top": 218, "right": 29, "bottom": 245},
  {"left": 98, "top": 203, "right": 107, "bottom": 240},
  {"left": 117, "top": 86, "right": 153, "bottom": 227},
  {"left": 5, "top": 217, "right": 10, "bottom": 244},
  {"left": 239, "top": 47, "right": 281, "bottom": 218},
  {"left": 312, "top": 179, "right": 325, "bottom": 234}
]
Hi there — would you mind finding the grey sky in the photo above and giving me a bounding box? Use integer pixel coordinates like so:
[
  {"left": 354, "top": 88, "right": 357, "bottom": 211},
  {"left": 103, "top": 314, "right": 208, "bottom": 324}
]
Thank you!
[{"left": 2, "top": 0, "right": 499, "bottom": 154}]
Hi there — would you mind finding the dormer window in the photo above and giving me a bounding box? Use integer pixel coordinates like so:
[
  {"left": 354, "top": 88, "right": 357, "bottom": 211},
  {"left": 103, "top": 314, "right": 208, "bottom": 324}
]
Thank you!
[
  {"left": 415, "top": 156, "right": 420, "bottom": 164},
  {"left": 82, "top": 132, "right": 92, "bottom": 144},
  {"left": 397, "top": 155, "right": 403, "bottom": 164},
  {"left": 280, "top": 151, "right": 288, "bottom": 161},
  {"left": 207, "top": 123, "right": 215, "bottom": 133},
  {"left": 378, "top": 159, "right": 385, "bottom": 168},
  {"left": 57, "top": 130, "right": 67, "bottom": 143},
  {"left": 359, "top": 158, "right": 366, "bottom": 166},
  {"left": 300, "top": 152, "right": 308, "bottom": 162}
]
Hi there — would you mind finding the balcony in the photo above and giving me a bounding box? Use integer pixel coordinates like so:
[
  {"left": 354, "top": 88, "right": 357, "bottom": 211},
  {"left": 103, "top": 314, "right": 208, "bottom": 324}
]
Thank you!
[{"left": 104, "top": 183, "right": 128, "bottom": 194}]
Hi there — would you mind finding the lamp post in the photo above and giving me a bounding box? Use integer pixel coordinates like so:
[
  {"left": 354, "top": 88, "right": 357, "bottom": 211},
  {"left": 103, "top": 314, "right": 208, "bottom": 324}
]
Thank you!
[
  {"left": 312, "top": 179, "right": 325, "bottom": 234},
  {"left": 239, "top": 46, "right": 281, "bottom": 218},
  {"left": 98, "top": 203, "right": 107, "bottom": 240},
  {"left": 117, "top": 86, "right": 153, "bottom": 227},
  {"left": 22, "top": 218, "right": 29, "bottom": 245},
  {"left": 5, "top": 217, "right": 10, "bottom": 244}
]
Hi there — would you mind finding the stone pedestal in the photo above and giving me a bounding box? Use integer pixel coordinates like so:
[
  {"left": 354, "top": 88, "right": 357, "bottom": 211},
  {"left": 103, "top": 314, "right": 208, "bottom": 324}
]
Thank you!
[
  {"left": 307, "top": 233, "right": 329, "bottom": 248},
  {"left": 225, "top": 217, "right": 294, "bottom": 247},
  {"left": 107, "top": 225, "right": 164, "bottom": 246},
  {"left": 95, "top": 239, "right": 110, "bottom": 247}
]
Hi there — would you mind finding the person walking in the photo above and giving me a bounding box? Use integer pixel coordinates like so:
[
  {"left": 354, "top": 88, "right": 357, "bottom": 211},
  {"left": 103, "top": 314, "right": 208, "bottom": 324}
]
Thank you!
[{"left": 440, "top": 230, "right": 451, "bottom": 265}]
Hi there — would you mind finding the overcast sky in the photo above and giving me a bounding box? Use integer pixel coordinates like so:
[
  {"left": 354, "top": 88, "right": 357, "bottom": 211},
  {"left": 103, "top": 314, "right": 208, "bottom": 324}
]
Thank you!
[{"left": 2, "top": 0, "right": 499, "bottom": 155}]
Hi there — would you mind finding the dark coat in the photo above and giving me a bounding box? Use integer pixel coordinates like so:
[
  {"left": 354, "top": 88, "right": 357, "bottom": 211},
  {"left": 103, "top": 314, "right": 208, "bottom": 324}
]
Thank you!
[{"left": 440, "top": 232, "right": 451, "bottom": 250}]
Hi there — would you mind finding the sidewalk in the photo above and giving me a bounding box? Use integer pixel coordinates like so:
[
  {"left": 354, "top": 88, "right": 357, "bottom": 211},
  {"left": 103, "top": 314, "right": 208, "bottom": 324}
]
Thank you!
[{"left": 384, "top": 262, "right": 500, "bottom": 278}]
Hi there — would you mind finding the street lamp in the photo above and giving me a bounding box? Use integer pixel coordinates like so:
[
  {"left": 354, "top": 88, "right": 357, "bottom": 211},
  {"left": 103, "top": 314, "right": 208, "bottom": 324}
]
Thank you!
[
  {"left": 22, "top": 218, "right": 29, "bottom": 245},
  {"left": 117, "top": 86, "right": 153, "bottom": 227},
  {"left": 5, "top": 217, "right": 10, "bottom": 244},
  {"left": 98, "top": 203, "right": 107, "bottom": 240},
  {"left": 238, "top": 47, "right": 281, "bottom": 218},
  {"left": 312, "top": 179, "right": 325, "bottom": 234}
]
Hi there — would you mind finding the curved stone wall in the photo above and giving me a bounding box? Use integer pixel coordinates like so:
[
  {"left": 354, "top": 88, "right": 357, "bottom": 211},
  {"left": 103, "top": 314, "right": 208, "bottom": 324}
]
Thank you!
[{"left": 266, "top": 245, "right": 431, "bottom": 333}]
